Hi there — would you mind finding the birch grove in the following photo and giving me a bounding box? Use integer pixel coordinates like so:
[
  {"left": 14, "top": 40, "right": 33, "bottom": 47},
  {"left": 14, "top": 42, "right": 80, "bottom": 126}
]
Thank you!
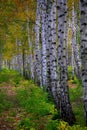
[{"left": 1, "top": 0, "right": 87, "bottom": 126}]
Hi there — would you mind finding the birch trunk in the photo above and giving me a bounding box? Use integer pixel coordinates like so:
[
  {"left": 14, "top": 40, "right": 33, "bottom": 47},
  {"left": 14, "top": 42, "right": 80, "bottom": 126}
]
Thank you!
[
  {"left": 45, "top": 0, "right": 51, "bottom": 93},
  {"left": 16, "top": 40, "right": 22, "bottom": 74},
  {"left": 22, "top": 47, "right": 28, "bottom": 79},
  {"left": 35, "top": 0, "right": 42, "bottom": 86},
  {"left": 80, "top": 0, "right": 87, "bottom": 126},
  {"left": 41, "top": 0, "right": 47, "bottom": 87},
  {"left": 0, "top": 44, "right": 3, "bottom": 70},
  {"left": 72, "top": 3, "right": 81, "bottom": 79},
  {"left": 26, "top": 4, "right": 34, "bottom": 79},
  {"left": 0, "top": 49, "right": 2, "bottom": 70},
  {"left": 57, "top": 0, "right": 75, "bottom": 124},
  {"left": 49, "top": 0, "right": 59, "bottom": 109},
  {"left": 71, "top": 41, "right": 75, "bottom": 79}
]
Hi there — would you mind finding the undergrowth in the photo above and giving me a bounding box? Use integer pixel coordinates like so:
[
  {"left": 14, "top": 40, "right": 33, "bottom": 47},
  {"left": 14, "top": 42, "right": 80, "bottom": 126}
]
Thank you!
[
  {"left": 0, "top": 68, "right": 86, "bottom": 129},
  {"left": 0, "top": 89, "right": 13, "bottom": 113},
  {"left": 68, "top": 66, "right": 85, "bottom": 126},
  {"left": 0, "top": 68, "right": 23, "bottom": 86}
]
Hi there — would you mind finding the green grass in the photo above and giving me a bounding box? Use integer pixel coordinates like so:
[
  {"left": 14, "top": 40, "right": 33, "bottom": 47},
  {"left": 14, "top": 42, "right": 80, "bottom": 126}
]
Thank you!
[
  {"left": 0, "top": 68, "right": 23, "bottom": 114},
  {"left": 69, "top": 83, "right": 85, "bottom": 126},
  {"left": 16, "top": 80, "right": 55, "bottom": 129},
  {"left": 0, "top": 68, "right": 86, "bottom": 130},
  {"left": 0, "top": 68, "right": 23, "bottom": 86},
  {"left": 69, "top": 83, "right": 83, "bottom": 102},
  {"left": 16, "top": 81, "right": 54, "bottom": 116},
  {"left": 69, "top": 75, "right": 85, "bottom": 126},
  {"left": 18, "top": 117, "right": 33, "bottom": 130},
  {"left": 68, "top": 66, "right": 85, "bottom": 127}
]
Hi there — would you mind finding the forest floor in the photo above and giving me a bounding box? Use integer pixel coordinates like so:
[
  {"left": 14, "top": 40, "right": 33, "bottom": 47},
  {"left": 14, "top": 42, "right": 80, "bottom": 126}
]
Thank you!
[
  {"left": 0, "top": 83, "right": 51, "bottom": 130},
  {"left": 0, "top": 69, "right": 86, "bottom": 130},
  {"left": 0, "top": 83, "right": 50, "bottom": 130},
  {"left": 0, "top": 84, "right": 23, "bottom": 130},
  {"left": 0, "top": 69, "right": 54, "bottom": 130}
]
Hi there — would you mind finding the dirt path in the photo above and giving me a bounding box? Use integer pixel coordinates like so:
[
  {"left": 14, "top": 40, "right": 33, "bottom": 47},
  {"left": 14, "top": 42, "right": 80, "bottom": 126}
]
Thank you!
[{"left": 0, "top": 85, "right": 23, "bottom": 130}]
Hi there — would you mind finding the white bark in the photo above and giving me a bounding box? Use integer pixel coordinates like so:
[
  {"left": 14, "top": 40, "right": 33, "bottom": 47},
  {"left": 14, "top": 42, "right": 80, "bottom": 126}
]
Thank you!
[
  {"left": 35, "top": 0, "right": 42, "bottom": 86},
  {"left": 41, "top": 0, "right": 47, "bottom": 86},
  {"left": 16, "top": 40, "right": 22, "bottom": 74},
  {"left": 57, "top": 0, "right": 75, "bottom": 124},
  {"left": 72, "top": 3, "right": 81, "bottom": 79},
  {"left": 80, "top": 0, "right": 87, "bottom": 125},
  {"left": 49, "top": 0, "right": 59, "bottom": 109}
]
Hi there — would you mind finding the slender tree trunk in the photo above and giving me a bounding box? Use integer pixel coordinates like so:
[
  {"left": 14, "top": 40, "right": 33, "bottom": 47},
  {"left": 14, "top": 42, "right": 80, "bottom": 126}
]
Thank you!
[
  {"left": 49, "top": 0, "right": 59, "bottom": 109},
  {"left": 35, "top": 0, "right": 42, "bottom": 86},
  {"left": 0, "top": 49, "right": 2, "bottom": 70},
  {"left": 80, "top": 0, "right": 87, "bottom": 126},
  {"left": 57, "top": 0, "right": 76, "bottom": 125},
  {"left": 71, "top": 41, "right": 75, "bottom": 79},
  {"left": 16, "top": 40, "right": 22, "bottom": 74},
  {"left": 0, "top": 43, "right": 3, "bottom": 70},
  {"left": 41, "top": 0, "right": 47, "bottom": 87},
  {"left": 22, "top": 47, "right": 28, "bottom": 78},
  {"left": 26, "top": 4, "right": 34, "bottom": 79},
  {"left": 45, "top": 0, "right": 52, "bottom": 94},
  {"left": 68, "top": 19, "right": 75, "bottom": 79},
  {"left": 72, "top": 3, "right": 81, "bottom": 79},
  {"left": 64, "top": 7, "right": 68, "bottom": 67}
]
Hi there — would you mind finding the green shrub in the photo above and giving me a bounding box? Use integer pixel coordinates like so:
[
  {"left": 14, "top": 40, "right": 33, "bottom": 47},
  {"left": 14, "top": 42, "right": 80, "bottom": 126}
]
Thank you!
[
  {"left": 71, "top": 76, "right": 78, "bottom": 84},
  {"left": 16, "top": 86, "right": 54, "bottom": 116},
  {"left": 68, "top": 66, "right": 82, "bottom": 82},
  {"left": 69, "top": 81, "right": 82, "bottom": 102},
  {"left": 46, "top": 120, "right": 87, "bottom": 130},
  {"left": 0, "top": 70, "right": 10, "bottom": 83},
  {"left": 52, "top": 111, "right": 60, "bottom": 120},
  {"left": 58, "top": 121, "right": 87, "bottom": 130},
  {"left": 13, "top": 75, "right": 23, "bottom": 87},
  {"left": 68, "top": 66, "right": 72, "bottom": 80}
]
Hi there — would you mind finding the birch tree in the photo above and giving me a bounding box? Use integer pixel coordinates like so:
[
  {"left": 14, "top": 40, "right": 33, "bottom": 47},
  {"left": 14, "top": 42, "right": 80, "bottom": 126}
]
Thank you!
[
  {"left": 26, "top": 4, "right": 34, "bottom": 79},
  {"left": 41, "top": 0, "right": 47, "bottom": 87},
  {"left": 16, "top": 40, "right": 23, "bottom": 74},
  {"left": 80, "top": 0, "right": 87, "bottom": 126},
  {"left": 49, "top": 0, "right": 59, "bottom": 109},
  {"left": 46, "top": 0, "right": 57, "bottom": 95},
  {"left": 0, "top": 47, "right": 2, "bottom": 70},
  {"left": 45, "top": 0, "right": 52, "bottom": 93},
  {"left": 35, "top": 0, "right": 42, "bottom": 86},
  {"left": 57, "top": 0, "right": 75, "bottom": 124},
  {"left": 72, "top": 2, "right": 81, "bottom": 79}
]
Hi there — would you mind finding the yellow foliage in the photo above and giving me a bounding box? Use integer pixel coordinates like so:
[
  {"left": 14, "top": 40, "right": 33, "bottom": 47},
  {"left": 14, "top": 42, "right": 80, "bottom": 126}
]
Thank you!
[
  {"left": 58, "top": 121, "right": 87, "bottom": 130},
  {"left": 8, "top": 23, "right": 22, "bottom": 39},
  {"left": 3, "top": 37, "right": 16, "bottom": 60},
  {"left": 14, "top": 0, "right": 36, "bottom": 22},
  {"left": 30, "top": 128, "right": 35, "bottom": 130},
  {"left": 67, "top": 0, "right": 80, "bottom": 19},
  {"left": 58, "top": 121, "right": 68, "bottom": 130}
]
